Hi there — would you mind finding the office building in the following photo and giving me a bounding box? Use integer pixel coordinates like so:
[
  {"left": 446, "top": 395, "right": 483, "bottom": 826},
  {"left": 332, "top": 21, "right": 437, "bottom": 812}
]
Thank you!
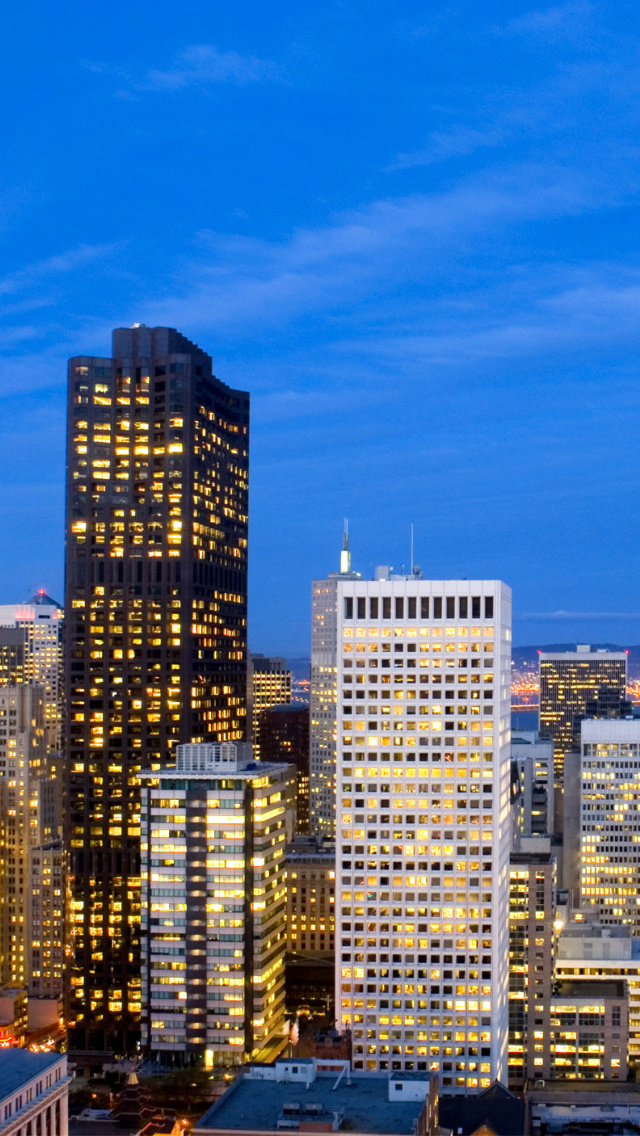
[
  {"left": 248, "top": 655, "right": 291, "bottom": 758},
  {"left": 0, "top": 593, "right": 64, "bottom": 756},
  {"left": 260, "top": 705, "right": 310, "bottom": 831},
  {"left": 335, "top": 572, "right": 512, "bottom": 1092},
  {"left": 0, "top": 1050, "right": 69, "bottom": 1136},
  {"left": 0, "top": 685, "right": 46, "bottom": 989},
  {"left": 64, "top": 325, "right": 249, "bottom": 1051},
  {"left": 547, "top": 981, "right": 628, "bottom": 1080},
  {"left": 140, "top": 742, "right": 294, "bottom": 1067},
  {"left": 309, "top": 531, "right": 361, "bottom": 837},
  {"left": 580, "top": 719, "right": 640, "bottom": 931},
  {"left": 508, "top": 846, "right": 557, "bottom": 1088},
  {"left": 285, "top": 836, "right": 335, "bottom": 955},
  {"left": 556, "top": 922, "right": 640, "bottom": 1069},
  {"left": 539, "top": 647, "right": 627, "bottom": 810}
]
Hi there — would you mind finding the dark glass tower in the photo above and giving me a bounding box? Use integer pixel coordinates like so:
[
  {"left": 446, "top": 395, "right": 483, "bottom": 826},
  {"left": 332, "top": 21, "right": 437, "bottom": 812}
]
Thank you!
[{"left": 64, "top": 326, "right": 249, "bottom": 1052}]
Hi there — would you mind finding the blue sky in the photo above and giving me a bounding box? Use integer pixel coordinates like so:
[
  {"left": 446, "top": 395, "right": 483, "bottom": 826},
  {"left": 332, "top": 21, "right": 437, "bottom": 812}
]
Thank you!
[{"left": 1, "top": 0, "right": 640, "bottom": 653}]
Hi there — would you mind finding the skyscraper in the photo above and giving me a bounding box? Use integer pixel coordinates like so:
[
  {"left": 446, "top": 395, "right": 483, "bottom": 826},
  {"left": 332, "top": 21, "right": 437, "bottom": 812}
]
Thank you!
[
  {"left": 334, "top": 570, "right": 512, "bottom": 1092},
  {"left": 248, "top": 654, "right": 291, "bottom": 758},
  {"left": 309, "top": 531, "right": 360, "bottom": 836},
  {"left": 539, "top": 646, "right": 627, "bottom": 805},
  {"left": 64, "top": 325, "right": 249, "bottom": 1051}
]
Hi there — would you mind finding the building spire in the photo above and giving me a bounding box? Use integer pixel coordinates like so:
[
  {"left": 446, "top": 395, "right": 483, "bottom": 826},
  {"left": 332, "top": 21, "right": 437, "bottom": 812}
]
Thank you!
[{"left": 340, "top": 519, "right": 351, "bottom": 574}]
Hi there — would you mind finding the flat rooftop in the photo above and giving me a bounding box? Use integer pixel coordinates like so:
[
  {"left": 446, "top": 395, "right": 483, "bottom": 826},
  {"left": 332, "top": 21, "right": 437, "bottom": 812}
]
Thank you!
[
  {"left": 0, "top": 1050, "right": 63, "bottom": 1099},
  {"left": 196, "top": 1072, "right": 430, "bottom": 1134}
]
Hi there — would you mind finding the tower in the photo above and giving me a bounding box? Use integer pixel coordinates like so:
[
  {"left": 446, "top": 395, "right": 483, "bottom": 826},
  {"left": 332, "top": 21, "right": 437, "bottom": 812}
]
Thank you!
[
  {"left": 309, "top": 528, "right": 361, "bottom": 836},
  {"left": 64, "top": 326, "right": 249, "bottom": 1051},
  {"left": 334, "top": 570, "right": 512, "bottom": 1092}
]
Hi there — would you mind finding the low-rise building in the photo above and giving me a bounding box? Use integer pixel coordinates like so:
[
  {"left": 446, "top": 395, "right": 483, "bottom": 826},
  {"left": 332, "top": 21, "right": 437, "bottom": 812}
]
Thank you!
[
  {"left": 0, "top": 1050, "right": 69, "bottom": 1136},
  {"left": 194, "top": 1059, "right": 438, "bottom": 1136}
]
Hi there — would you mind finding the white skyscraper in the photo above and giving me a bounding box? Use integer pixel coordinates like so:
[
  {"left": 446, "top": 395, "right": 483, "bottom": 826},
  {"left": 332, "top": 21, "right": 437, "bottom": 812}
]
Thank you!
[
  {"left": 309, "top": 531, "right": 360, "bottom": 837},
  {"left": 334, "top": 570, "right": 512, "bottom": 1093}
]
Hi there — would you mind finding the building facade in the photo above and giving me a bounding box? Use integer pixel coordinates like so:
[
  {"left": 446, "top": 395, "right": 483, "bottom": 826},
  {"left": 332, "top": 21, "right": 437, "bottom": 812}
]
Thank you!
[
  {"left": 285, "top": 837, "right": 335, "bottom": 955},
  {"left": 0, "top": 1051, "right": 69, "bottom": 1136},
  {"left": 248, "top": 655, "right": 291, "bottom": 759},
  {"left": 140, "top": 742, "right": 294, "bottom": 1066},
  {"left": 0, "top": 685, "right": 47, "bottom": 989},
  {"left": 309, "top": 535, "right": 360, "bottom": 837},
  {"left": 556, "top": 922, "right": 640, "bottom": 1069},
  {"left": 334, "top": 572, "right": 512, "bottom": 1092},
  {"left": 64, "top": 325, "right": 249, "bottom": 1051},
  {"left": 579, "top": 719, "right": 640, "bottom": 931},
  {"left": 539, "top": 647, "right": 627, "bottom": 818},
  {"left": 508, "top": 847, "right": 557, "bottom": 1088},
  {"left": 260, "top": 706, "right": 310, "bottom": 832}
]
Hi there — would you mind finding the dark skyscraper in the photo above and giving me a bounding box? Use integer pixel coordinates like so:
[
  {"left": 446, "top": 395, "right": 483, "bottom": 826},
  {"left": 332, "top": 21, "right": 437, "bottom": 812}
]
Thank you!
[{"left": 64, "top": 326, "right": 249, "bottom": 1051}]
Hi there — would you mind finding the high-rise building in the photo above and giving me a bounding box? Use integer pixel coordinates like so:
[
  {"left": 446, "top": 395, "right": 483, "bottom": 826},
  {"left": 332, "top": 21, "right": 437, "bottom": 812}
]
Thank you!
[
  {"left": 580, "top": 719, "right": 640, "bottom": 931},
  {"left": 248, "top": 654, "right": 291, "bottom": 759},
  {"left": 539, "top": 647, "right": 627, "bottom": 811},
  {"left": 140, "top": 742, "right": 294, "bottom": 1067},
  {"left": 0, "top": 685, "right": 46, "bottom": 988},
  {"left": 309, "top": 531, "right": 360, "bottom": 837},
  {"left": 334, "top": 571, "right": 512, "bottom": 1092},
  {"left": 64, "top": 325, "right": 249, "bottom": 1052},
  {"left": 0, "top": 593, "right": 64, "bottom": 756},
  {"left": 508, "top": 844, "right": 557, "bottom": 1088},
  {"left": 260, "top": 705, "right": 310, "bottom": 831}
]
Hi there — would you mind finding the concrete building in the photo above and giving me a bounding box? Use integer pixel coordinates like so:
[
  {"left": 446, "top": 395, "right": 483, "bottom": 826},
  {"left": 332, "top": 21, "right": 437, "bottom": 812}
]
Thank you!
[
  {"left": 547, "top": 980, "right": 628, "bottom": 1080},
  {"left": 556, "top": 922, "right": 640, "bottom": 1068},
  {"left": 309, "top": 531, "right": 361, "bottom": 838},
  {"left": 0, "top": 593, "right": 64, "bottom": 756},
  {"left": 579, "top": 719, "right": 640, "bottom": 931},
  {"left": 248, "top": 655, "right": 291, "bottom": 759},
  {"left": 194, "top": 1059, "right": 439, "bottom": 1136},
  {"left": 0, "top": 1050, "right": 68, "bottom": 1136},
  {"left": 0, "top": 685, "right": 47, "bottom": 988},
  {"left": 140, "top": 742, "right": 294, "bottom": 1067},
  {"left": 260, "top": 706, "right": 310, "bottom": 832},
  {"left": 538, "top": 647, "right": 627, "bottom": 825},
  {"left": 285, "top": 836, "right": 335, "bottom": 955},
  {"left": 64, "top": 326, "right": 249, "bottom": 1052},
  {"left": 335, "top": 571, "right": 512, "bottom": 1091},
  {"left": 526, "top": 1081, "right": 640, "bottom": 1136},
  {"left": 508, "top": 845, "right": 557, "bottom": 1089}
]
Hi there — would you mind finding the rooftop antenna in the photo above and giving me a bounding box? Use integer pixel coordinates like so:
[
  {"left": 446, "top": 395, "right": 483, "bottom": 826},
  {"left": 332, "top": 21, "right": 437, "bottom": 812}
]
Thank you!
[
  {"left": 410, "top": 523, "right": 414, "bottom": 575},
  {"left": 340, "top": 519, "right": 351, "bottom": 575}
]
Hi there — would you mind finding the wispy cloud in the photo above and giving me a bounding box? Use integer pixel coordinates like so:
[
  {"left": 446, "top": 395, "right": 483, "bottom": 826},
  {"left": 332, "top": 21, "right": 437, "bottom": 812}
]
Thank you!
[
  {"left": 0, "top": 243, "right": 117, "bottom": 297},
  {"left": 84, "top": 44, "right": 278, "bottom": 96},
  {"left": 505, "top": 2, "right": 594, "bottom": 36}
]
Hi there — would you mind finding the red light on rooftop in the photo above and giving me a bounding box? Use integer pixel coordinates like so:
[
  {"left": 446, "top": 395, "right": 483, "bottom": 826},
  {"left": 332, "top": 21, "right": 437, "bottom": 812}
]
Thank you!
[{"left": 38, "top": 589, "right": 45, "bottom": 595}]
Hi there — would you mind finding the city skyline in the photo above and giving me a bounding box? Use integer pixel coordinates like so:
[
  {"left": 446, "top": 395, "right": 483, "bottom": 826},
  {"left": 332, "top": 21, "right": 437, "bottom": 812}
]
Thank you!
[{"left": 2, "top": 2, "right": 640, "bottom": 655}]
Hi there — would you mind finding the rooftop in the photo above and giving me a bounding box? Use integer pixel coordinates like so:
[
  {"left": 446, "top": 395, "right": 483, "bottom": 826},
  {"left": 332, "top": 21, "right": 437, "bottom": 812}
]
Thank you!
[
  {"left": 0, "top": 1049, "right": 63, "bottom": 1100},
  {"left": 196, "top": 1069, "right": 432, "bottom": 1134}
]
